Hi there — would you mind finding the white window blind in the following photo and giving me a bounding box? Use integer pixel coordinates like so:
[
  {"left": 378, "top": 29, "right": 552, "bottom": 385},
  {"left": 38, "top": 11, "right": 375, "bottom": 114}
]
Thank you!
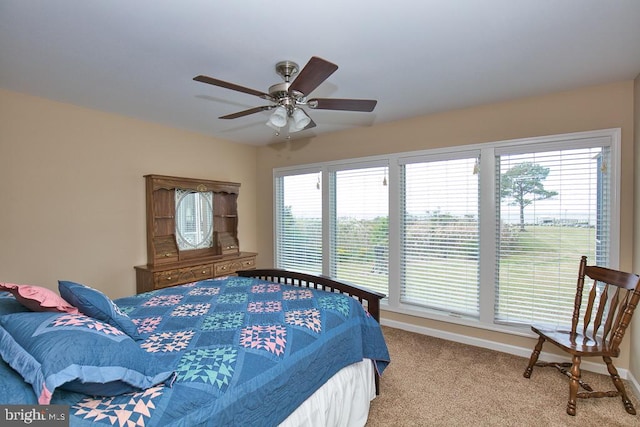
[
  {"left": 330, "top": 166, "right": 389, "bottom": 296},
  {"left": 275, "top": 172, "right": 323, "bottom": 275},
  {"left": 400, "top": 156, "right": 480, "bottom": 317},
  {"left": 495, "top": 145, "right": 611, "bottom": 327}
]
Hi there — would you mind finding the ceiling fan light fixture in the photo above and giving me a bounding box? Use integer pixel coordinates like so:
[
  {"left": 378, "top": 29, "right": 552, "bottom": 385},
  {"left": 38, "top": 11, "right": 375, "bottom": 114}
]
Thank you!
[
  {"left": 267, "top": 106, "right": 288, "bottom": 128},
  {"left": 265, "top": 120, "right": 281, "bottom": 134},
  {"left": 289, "top": 108, "right": 311, "bottom": 133}
]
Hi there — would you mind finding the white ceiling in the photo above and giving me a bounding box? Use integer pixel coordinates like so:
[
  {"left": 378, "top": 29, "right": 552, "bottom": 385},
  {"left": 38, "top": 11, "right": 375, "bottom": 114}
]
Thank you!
[{"left": 2, "top": 1, "right": 640, "bottom": 146}]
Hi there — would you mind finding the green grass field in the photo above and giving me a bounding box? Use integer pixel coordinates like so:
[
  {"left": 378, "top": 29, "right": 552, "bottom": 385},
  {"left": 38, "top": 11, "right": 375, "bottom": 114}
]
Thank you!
[{"left": 331, "top": 225, "right": 596, "bottom": 322}]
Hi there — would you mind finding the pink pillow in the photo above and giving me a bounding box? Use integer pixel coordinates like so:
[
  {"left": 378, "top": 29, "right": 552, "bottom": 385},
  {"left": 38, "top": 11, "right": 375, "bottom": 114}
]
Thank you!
[{"left": 0, "top": 283, "right": 78, "bottom": 314}]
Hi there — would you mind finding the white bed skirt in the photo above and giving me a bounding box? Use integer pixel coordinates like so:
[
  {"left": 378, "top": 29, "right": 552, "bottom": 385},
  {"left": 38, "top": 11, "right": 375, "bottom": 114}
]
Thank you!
[{"left": 279, "top": 358, "right": 376, "bottom": 427}]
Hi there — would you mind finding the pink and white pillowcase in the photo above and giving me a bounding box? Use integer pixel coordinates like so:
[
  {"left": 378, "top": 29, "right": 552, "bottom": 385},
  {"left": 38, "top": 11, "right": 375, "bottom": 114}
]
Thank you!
[{"left": 0, "top": 283, "right": 78, "bottom": 314}]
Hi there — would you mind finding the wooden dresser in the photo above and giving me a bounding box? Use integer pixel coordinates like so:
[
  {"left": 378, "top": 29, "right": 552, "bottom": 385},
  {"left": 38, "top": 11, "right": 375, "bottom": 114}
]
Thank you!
[
  {"left": 134, "top": 174, "right": 256, "bottom": 293},
  {"left": 135, "top": 252, "right": 256, "bottom": 293}
]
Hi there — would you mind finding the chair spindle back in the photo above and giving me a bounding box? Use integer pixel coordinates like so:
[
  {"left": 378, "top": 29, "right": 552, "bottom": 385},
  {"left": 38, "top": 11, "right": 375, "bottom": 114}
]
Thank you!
[{"left": 570, "top": 256, "right": 640, "bottom": 354}]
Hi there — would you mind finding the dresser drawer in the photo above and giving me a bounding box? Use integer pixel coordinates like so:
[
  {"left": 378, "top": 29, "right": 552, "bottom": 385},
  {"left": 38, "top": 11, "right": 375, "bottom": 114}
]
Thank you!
[
  {"left": 183, "top": 264, "right": 214, "bottom": 282},
  {"left": 153, "top": 269, "right": 180, "bottom": 289},
  {"left": 214, "top": 256, "right": 255, "bottom": 276},
  {"left": 153, "top": 264, "right": 213, "bottom": 289}
]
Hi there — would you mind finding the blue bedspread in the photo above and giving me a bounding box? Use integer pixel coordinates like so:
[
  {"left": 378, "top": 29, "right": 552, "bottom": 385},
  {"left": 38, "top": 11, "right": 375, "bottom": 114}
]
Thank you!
[{"left": 52, "top": 276, "right": 390, "bottom": 426}]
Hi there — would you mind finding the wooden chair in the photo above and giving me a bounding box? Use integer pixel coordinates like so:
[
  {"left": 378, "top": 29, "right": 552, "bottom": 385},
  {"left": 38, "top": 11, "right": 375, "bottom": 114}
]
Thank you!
[{"left": 523, "top": 256, "right": 640, "bottom": 416}]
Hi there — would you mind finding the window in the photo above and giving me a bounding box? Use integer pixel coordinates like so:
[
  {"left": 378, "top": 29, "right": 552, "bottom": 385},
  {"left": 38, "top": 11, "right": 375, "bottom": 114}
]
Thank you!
[
  {"left": 495, "top": 143, "right": 611, "bottom": 327},
  {"left": 330, "top": 165, "right": 389, "bottom": 295},
  {"left": 273, "top": 129, "right": 620, "bottom": 332},
  {"left": 400, "top": 154, "right": 480, "bottom": 317},
  {"left": 275, "top": 171, "right": 322, "bottom": 275}
]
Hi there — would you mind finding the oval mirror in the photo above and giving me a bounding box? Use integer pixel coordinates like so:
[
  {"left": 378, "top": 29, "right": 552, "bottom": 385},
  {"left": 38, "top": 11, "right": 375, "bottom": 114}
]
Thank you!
[{"left": 175, "top": 189, "right": 214, "bottom": 250}]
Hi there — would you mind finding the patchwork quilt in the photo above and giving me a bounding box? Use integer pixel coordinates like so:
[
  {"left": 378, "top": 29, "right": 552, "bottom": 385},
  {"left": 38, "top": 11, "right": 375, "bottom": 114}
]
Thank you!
[{"left": 50, "top": 276, "right": 390, "bottom": 426}]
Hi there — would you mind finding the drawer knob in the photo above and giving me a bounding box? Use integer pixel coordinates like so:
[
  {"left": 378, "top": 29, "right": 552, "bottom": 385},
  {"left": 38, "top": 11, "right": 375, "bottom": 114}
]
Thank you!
[
  {"left": 202, "top": 270, "right": 207, "bottom": 274},
  {"left": 166, "top": 276, "right": 172, "bottom": 280},
  {"left": 165, "top": 253, "right": 172, "bottom": 257}
]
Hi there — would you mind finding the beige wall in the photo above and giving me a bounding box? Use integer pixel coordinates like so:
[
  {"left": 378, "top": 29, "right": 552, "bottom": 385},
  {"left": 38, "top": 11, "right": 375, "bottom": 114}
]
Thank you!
[
  {"left": 632, "top": 74, "right": 640, "bottom": 380},
  {"left": 0, "top": 88, "right": 258, "bottom": 298},
  {"left": 256, "top": 80, "right": 636, "bottom": 371}
]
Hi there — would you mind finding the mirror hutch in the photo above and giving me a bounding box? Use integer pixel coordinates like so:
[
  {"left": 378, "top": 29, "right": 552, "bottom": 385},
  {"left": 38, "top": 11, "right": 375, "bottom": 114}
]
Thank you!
[{"left": 134, "top": 174, "right": 256, "bottom": 293}]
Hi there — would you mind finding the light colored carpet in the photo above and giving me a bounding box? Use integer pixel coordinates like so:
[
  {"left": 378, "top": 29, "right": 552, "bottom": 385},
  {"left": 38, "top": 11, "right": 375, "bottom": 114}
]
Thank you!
[{"left": 366, "top": 326, "right": 639, "bottom": 427}]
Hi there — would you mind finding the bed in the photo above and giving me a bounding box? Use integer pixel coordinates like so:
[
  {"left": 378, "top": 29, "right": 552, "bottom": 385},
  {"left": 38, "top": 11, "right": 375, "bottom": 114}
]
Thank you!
[{"left": 0, "top": 269, "right": 390, "bottom": 426}]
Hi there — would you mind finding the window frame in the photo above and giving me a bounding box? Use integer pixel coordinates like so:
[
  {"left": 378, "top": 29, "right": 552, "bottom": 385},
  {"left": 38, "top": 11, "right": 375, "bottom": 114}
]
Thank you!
[
  {"left": 272, "top": 128, "right": 621, "bottom": 336},
  {"left": 493, "top": 139, "right": 614, "bottom": 328}
]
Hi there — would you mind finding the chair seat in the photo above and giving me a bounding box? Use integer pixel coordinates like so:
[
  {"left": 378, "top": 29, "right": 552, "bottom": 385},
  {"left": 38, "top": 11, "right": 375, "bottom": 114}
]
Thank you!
[{"left": 531, "top": 325, "right": 616, "bottom": 357}]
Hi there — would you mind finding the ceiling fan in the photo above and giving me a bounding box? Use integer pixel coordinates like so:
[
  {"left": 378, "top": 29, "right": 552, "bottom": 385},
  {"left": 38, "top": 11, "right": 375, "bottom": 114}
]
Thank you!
[{"left": 193, "top": 56, "right": 377, "bottom": 135}]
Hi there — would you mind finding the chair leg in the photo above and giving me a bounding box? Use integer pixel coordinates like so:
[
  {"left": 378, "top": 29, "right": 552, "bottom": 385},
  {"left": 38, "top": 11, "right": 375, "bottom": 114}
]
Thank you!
[
  {"left": 567, "top": 355, "right": 581, "bottom": 416},
  {"left": 523, "top": 336, "right": 545, "bottom": 378},
  {"left": 603, "top": 356, "right": 636, "bottom": 415}
]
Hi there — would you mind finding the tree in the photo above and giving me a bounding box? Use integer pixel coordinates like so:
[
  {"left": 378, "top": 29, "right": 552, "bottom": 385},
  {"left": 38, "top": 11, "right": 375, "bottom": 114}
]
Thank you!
[{"left": 500, "top": 162, "right": 558, "bottom": 231}]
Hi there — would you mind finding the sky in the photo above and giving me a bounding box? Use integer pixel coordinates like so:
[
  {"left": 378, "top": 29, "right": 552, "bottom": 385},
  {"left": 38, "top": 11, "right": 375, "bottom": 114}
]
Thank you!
[{"left": 282, "top": 146, "right": 603, "bottom": 225}]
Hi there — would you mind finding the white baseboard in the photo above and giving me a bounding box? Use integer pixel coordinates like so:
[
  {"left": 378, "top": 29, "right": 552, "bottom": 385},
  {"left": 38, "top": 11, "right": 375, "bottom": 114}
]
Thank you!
[
  {"left": 628, "top": 371, "right": 640, "bottom": 401},
  {"left": 381, "top": 318, "right": 640, "bottom": 399}
]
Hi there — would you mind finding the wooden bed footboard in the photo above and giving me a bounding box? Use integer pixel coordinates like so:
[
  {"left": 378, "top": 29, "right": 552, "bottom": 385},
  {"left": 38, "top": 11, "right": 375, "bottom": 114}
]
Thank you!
[
  {"left": 237, "top": 268, "right": 386, "bottom": 395},
  {"left": 237, "top": 268, "right": 385, "bottom": 323}
]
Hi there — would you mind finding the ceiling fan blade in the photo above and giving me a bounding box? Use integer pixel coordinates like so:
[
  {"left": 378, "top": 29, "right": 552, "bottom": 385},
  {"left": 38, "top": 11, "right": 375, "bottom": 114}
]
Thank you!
[
  {"left": 304, "top": 117, "right": 317, "bottom": 130},
  {"left": 194, "top": 75, "right": 272, "bottom": 100},
  {"left": 308, "top": 98, "right": 377, "bottom": 112},
  {"left": 219, "top": 105, "right": 273, "bottom": 119},
  {"left": 288, "top": 57, "right": 338, "bottom": 95}
]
